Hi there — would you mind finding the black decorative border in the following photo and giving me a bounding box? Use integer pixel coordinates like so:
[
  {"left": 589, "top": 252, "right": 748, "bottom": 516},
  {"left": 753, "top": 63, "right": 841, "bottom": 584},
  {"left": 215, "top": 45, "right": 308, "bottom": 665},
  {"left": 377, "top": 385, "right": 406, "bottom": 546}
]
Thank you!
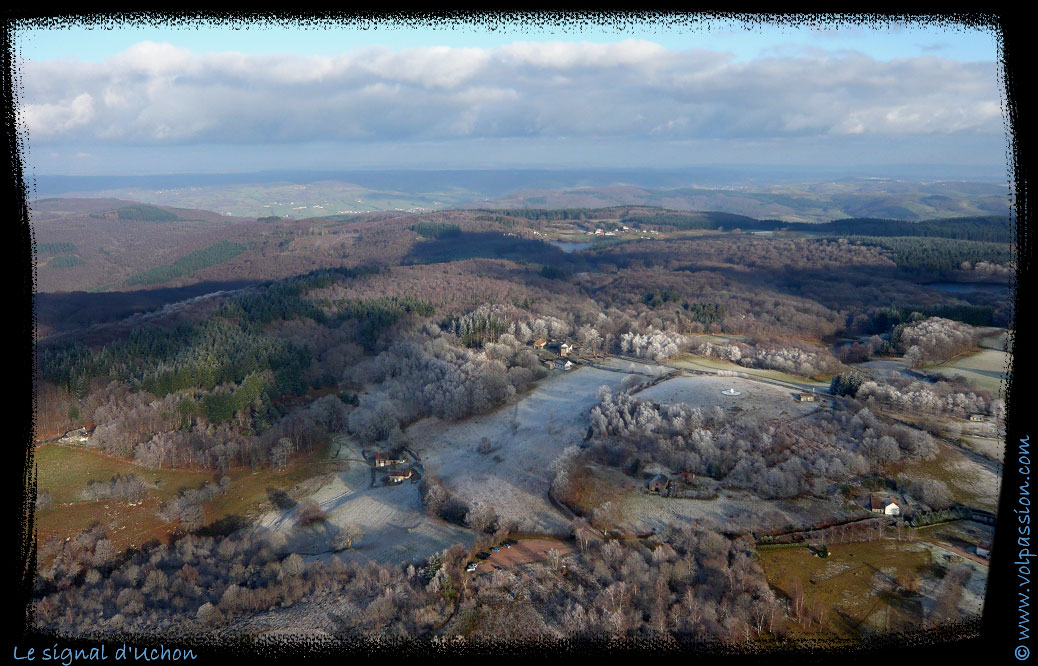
[{"left": 2, "top": 10, "right": 1028, "bottom": 664}]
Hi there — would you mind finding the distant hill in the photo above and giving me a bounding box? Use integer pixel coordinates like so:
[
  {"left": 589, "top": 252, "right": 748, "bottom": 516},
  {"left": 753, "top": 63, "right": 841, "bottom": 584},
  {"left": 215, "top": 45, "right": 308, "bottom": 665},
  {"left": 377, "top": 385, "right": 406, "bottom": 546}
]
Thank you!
[
  {"left": 30, "top": 196, "right": 1011, "bottom": 300},
  {"left": 31, "top": 170, "right": 1010, "bottom": 222},
  {"left": 476, "top": 181, "right": 1010, "bottom": 223}
]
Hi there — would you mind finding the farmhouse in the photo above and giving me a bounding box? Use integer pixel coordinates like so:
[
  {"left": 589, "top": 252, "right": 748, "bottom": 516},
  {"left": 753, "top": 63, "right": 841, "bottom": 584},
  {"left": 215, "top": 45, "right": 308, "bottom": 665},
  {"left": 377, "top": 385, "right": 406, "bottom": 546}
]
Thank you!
[
  {"left": 553, "top": 358, "right": 573, "bottom": 371},
  {"left": 648, "top": 474, "right": 670, "bottom": 494},
  {"left": 796, "top": 392, "right": 816, "bottom": 402},
  {"left": 374, "top": 452, "right": 407, "bottom": 468},
  {"left": 532, "top": 338, "right": 548, "bottom": 349},
  {"left": 869, "top": 495, "right": 901, "bottom": 516},
  {"left": 386, "top": 467, "right": 414, "bottom": 483},
  {"left": 969, "top": 414, "right": 986, "bottom": 422}
]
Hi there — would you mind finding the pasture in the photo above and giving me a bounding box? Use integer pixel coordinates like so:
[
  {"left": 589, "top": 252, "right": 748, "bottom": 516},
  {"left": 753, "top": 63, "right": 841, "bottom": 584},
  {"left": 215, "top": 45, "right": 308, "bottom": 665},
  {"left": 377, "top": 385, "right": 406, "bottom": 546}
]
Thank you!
[{"left": 925, "top": 348, "right": 1009, "bottom": 395}]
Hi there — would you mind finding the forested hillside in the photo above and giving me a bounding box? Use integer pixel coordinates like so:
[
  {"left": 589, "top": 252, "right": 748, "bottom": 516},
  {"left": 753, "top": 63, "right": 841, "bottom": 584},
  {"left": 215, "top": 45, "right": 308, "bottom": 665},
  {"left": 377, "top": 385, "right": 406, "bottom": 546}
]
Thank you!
[{"left": 31, "top": 201, "right": 1011, "bottom": 643}]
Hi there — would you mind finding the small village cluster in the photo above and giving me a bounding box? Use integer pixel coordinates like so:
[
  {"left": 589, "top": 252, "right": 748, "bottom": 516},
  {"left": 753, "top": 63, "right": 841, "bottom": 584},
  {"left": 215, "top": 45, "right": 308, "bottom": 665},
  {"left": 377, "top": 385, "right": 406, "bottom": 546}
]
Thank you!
[
  {"left": 374, "top": 452, "right": 415, "bottom": 484},
  {"left": 531, "top": 337, "right": 583, "bottom": 371}
]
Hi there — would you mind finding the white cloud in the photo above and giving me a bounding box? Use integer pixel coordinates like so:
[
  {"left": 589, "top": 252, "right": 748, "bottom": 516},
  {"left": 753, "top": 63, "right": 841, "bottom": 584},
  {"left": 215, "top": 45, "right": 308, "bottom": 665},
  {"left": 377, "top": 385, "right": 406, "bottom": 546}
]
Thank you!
[
  {"left": 21, "top": 92, "right": 95, "bottom": 137},
  {"left": 18, "top": 40, "right": 1002, "bottom": 148}
]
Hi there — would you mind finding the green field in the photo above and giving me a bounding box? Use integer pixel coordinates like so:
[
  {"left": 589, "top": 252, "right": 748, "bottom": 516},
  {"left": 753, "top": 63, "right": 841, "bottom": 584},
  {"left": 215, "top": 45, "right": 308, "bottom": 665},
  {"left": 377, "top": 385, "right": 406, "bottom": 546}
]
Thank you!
[
  {"left": 978, "top": 329, "right": 1012, "bottom": 353},
  {"left": 759, "top": 537, "right": 934, "bottom": 637},
  {"left": 925, "top": 348, "right": 1009, "bottom": 394},
  {"left": 34, "top": 442, "right": 340, "bottom": 555}
]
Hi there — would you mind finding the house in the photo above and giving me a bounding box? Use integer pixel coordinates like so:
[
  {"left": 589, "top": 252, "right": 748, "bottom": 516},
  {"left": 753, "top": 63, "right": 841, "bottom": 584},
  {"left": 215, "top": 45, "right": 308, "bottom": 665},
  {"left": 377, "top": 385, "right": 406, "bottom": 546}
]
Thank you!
[
  {"left": 553, "top": 358, "right": 573, "bottom": 371},
  {"left": 374, "top": 452, "right": 407, "bottom": 468},
  {"left": 970, "top": 414, "right": 986, "bottom": 422},
  {"left": 796, "top": 393, "right": 816, "bottom": 402},
  {"left": 648, "top": 474, "right": 670, "bottom": 494},
  {"left": 977, "top": 541, "right": 992, "bottom": 558},
  {"left": 532, "top": 338, "right": 548, "bottom": 349},
  {"left": 680, "top": 471, "right": 696, "bottom": 483},
  {"left": 559, "top": 342, "right": 572, "bottom": 357},
  {"left": 870, "top": 495, "right": 901, "bottom": 516},
  {"left": 386, "top": 467, "right": 414, "bottom": 483}
]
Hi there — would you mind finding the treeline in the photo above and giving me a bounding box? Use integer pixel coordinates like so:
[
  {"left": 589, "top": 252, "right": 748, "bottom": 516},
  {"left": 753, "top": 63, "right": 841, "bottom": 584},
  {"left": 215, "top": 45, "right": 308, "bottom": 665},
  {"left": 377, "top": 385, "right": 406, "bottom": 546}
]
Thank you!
[
  {"left": 846, "top": 236, "right": 1012, "bottom": 275},
  {"left": 344, "top": 332, "right": 544, "bottom": 440},
  {"left": 36, "top": 241, "right": 77, "bottom": 254},
  {"left": 35, "top": 520, "right": 787, "bottom": 642},
  {"left": 81, "top": 474, "right": 148, "bottom": 502},
  {"left": 224, "top": 265, "right": 380, "bottom": 326},
  {"left": 618, "top": 330, "right": 690, "bottom": 361},
  {"left": 856, "top": 376, "right": 1002, "bottom": 420},
  {"left": 804, "top": 216, "right": 1011, "bottom": 242},
  {"left": 337, "top": 296, "right": 436, "bottom": 350},
  {"left": 411, "top": 221, "right": 462, "bottom": 239},
  {"left": 477, "top": 208, "right": 603, "bottom": 221},
  {"left": 622, "top": 211, "right": 767, "bottom": 231},
  {"left": 39, "top": 317, "right": 311, "bottom": 403},
  {"left": 116, "top": 205, "right": 180, "bottom": 221},
  {"left": 443, "top": 311, "right": 508, "bottom": 349},
  {"left": 862, "top": 304, "right": 996, "bottom": 331},
  {"left": 125, "top": 241, "right": 248, "bottom": 286},
  {"left": 539, "top": 264, "right": 574, "bottom": 281},
  {"left": 87, "top": 205, "right": 180, "bottom": 222},
  {"left": 39, "top": 266, "right": 384, "bottom": 423},
  {"left": 584, "top": 388, "right": 937, "bottom": 500},
  {"left": 404, "top": 231, "right": 577, "bottom": 267},
  {"left": 695, "top": 339, "right": 842, "bottom": 378},
  {"left": 892, "top": 317, "right": 978, "bottom": 367},
  {"left": 831, "top": 371, "right": 1003, "bottom": 420},
  {"left": 610, "top": 212, "right": 1010, "bottom": 242}
]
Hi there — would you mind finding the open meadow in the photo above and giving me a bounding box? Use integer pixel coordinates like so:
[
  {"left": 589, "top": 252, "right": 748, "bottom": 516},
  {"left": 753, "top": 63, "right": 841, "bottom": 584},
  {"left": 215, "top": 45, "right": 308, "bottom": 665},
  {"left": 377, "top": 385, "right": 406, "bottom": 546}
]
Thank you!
[{"left": 409, "top": 365, "right": 639, "bottom": 535}]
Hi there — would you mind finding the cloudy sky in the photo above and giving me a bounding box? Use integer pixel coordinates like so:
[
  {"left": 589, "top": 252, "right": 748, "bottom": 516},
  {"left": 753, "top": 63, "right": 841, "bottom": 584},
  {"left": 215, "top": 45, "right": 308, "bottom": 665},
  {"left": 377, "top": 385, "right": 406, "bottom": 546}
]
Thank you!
[{"left": 14, "top": 16, "right": 1008, "bottom": 176}]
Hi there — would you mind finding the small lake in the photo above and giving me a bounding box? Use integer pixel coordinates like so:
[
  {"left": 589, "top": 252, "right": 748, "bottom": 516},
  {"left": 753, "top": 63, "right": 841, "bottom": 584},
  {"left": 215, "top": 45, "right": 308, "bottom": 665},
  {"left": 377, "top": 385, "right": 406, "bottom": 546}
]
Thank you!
[
  {"left": 925, "top": 282, "right": 1010, "bottom": 295},
  {"left": 548, "top": 240, "right": 593, "bottom": 253}
]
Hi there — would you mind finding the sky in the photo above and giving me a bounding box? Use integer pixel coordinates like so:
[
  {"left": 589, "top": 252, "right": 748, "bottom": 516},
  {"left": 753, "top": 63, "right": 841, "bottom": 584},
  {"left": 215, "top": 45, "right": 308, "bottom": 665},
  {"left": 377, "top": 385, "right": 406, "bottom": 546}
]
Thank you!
[{"left": 13, "top": 16, "right": 1009, "bottom": 177}]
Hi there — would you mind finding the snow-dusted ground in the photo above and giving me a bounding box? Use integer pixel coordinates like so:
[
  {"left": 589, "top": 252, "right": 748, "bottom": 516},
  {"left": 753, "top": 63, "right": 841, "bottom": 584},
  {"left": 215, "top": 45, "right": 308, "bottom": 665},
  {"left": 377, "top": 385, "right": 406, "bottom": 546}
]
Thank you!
[
  {"left": 852, "top": 357, "right": 912, "bottom": 379},
  {"left": 596, "top": 357, "right": 673, "bottom": 377},
  {"left": 636, "top": 374, "right": 818, "bottom": 419},
  {"left": 949, "top": 457, "right": 1001, "bottom": 512},
  {"left": 616, "top": 491, "right": 867, "bottom": 534},
  {"left": 962, "top": 435, "right": 1004, "bottom": 461},
  {"left": 410, "top": 365, "right": 636, "bottom": 536},
  {"left": 250, "top": 436, "right": 473, "bottom": 565},
  {"left": 920, "top": 541, "right": 989, "bottom": 618}
]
